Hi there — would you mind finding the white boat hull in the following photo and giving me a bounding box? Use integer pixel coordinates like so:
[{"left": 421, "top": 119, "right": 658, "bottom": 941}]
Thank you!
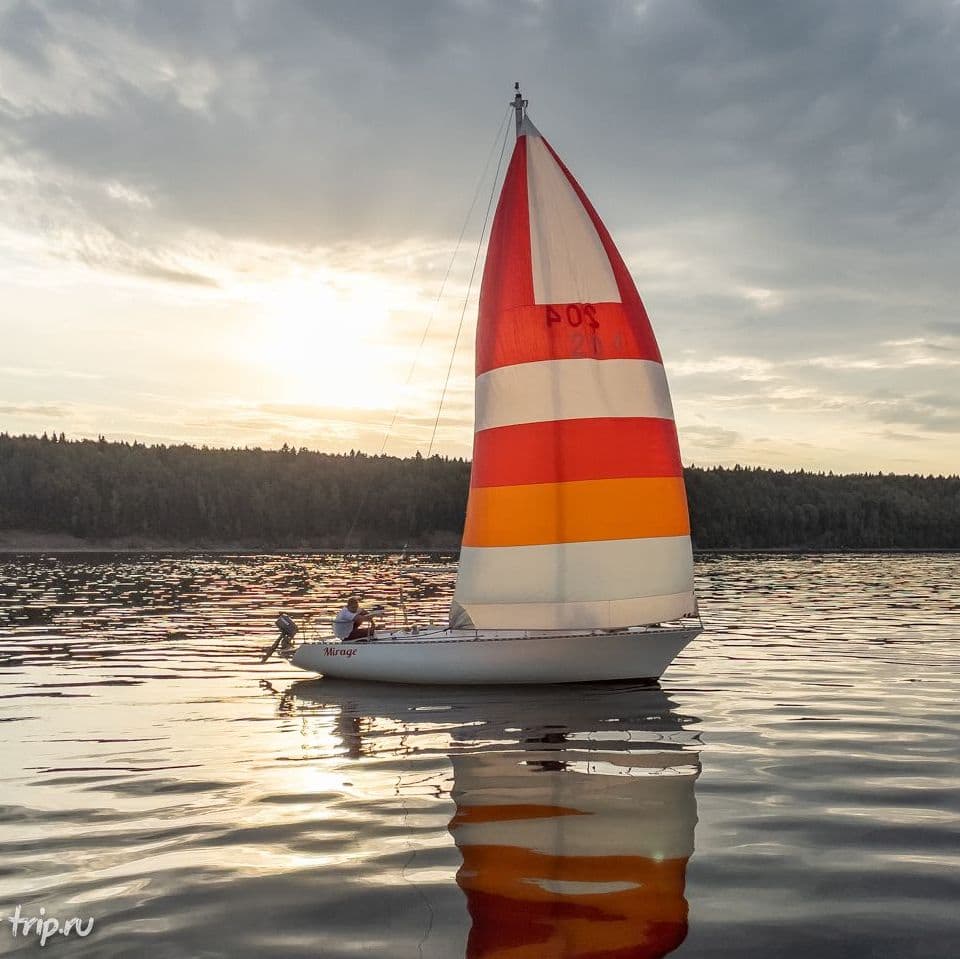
[{"left": 288, "top": 625, "right": 700, "bottom": 685}]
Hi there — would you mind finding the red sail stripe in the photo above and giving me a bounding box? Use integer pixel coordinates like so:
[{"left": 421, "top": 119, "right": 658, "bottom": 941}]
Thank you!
[
  {"left": 471, "top": 418, "right": 682, "bottom": 488},
  {"left": 475, "top": 137, "right": 533, "bottom": 374},
  {"left": 477, "top": 302, "right": 661, "bottom": 374}
]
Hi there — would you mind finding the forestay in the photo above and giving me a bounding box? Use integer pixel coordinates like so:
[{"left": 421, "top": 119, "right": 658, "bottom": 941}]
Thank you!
[{"left": 451, "top": 115, "right": 696, "bottom": 630}]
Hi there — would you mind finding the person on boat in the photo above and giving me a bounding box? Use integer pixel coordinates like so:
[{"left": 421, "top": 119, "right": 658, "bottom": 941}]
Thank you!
[{"left": 333, "top": 597, "right": 375, "bottom": 641}]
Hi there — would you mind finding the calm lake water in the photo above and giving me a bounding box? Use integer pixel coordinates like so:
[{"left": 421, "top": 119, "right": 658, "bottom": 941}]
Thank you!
[{"left": 0, "top": 552, "right": 958, "bottom": 958}]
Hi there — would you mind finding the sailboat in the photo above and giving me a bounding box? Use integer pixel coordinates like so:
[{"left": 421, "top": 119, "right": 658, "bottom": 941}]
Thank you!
[{"left": 291, "top": 87, "right": 701, "bottom": 684}]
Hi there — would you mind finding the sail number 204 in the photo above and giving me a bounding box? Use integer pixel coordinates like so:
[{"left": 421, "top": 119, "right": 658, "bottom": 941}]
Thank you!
[
  {"left": 546, "top": 304, "right": 600, "bottom": 329},
  {"left": 545, "top": 303, "right": 612, "bottom": 357}
]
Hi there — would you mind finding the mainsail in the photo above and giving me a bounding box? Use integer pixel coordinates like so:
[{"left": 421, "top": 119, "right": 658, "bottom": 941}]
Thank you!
[{"left": 451, "top": 114, "right": 695, "bottom": 630}]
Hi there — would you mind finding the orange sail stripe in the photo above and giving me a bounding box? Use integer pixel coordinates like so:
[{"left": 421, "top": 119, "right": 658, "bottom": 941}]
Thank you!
[
  {"left": 471, "top": 417, "right": 682, "bottom": 488},
  {"left": 457, "top": 845, "right": 689, "bottom": 959},
  {"left": 462, "top": 477, "right": 690, "bottom": 548},
  {"left": 463, "top": 896, "right": 687, "bottom": 959},
  {"left": 457, "top": 843, "right": 689, "bottom": 901}
]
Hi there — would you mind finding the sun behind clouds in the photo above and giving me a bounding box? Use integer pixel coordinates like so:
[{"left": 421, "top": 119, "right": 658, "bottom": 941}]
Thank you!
[{"left": 241, "top": 268, "right": 404, "bottom": 412}]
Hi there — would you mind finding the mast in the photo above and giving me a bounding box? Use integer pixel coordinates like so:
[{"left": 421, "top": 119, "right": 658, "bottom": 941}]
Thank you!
[{"left": 511, "top": 82, "right": 527, "bottom": 138}]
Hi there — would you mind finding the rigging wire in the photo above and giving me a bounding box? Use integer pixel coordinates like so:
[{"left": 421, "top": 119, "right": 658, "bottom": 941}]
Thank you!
[
  {"left": 382, "top": 114, "right": 513, "bottom": 626},
  {"left": 340, "top": 104, "right": 512, "bottom": 552},
  {"left": 391, "top": 112, "right": 513, "bottom": 628},
  {"left": 426, "top": 111, "right": 512, "bottom": 459},
  {"left": 377, "top": 113, "right": 514, "bottom": 626}
]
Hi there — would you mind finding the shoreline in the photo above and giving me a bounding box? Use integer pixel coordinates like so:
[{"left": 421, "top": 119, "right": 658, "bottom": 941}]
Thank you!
[{"left": 0, "top": 533, "right": 955, "bottom": 556}]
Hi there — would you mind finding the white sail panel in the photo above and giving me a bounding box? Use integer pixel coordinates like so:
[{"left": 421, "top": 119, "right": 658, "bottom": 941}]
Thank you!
[
  {"left": 475, "top": 357, "right": 674, "bottom": 432},
  {"left": 453, "top": 591, "right": 696, "bottom": 631},
  {"left": 451, "top": 752, "right": 698, "bottom": 859},
  {"left": 524, "top": 119, "right": 621, "bottom": 305},
  {"left": 457, "top": 536, "right": 693, "bottom": 605}
]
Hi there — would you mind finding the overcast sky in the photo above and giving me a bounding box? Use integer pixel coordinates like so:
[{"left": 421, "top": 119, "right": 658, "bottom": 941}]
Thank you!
[{"left": 2, "top": 0, "right": 958, "bottom": 474}]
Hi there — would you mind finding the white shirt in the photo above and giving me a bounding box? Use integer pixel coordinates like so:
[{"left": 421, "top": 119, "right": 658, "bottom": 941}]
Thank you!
[{"left": 333, "top": 606, "right": 358, "bottom": 639}]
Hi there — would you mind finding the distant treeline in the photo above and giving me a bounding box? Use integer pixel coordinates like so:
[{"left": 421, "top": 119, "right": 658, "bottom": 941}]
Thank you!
[{"left": 1, "top": 433, "right": 958, "bottom": 549}]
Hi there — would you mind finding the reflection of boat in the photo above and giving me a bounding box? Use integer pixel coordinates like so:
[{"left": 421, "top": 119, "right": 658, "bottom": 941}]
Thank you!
[
  {"left": 289, "top": 679, "right": 699, "bottom": 745},
  {"left": 452, "top": 752, "right": 697, "bottom": 959},
  {"left": 292, "top": 680, "right": 700, "bottom": 959},
  {"left": 291, "top": 85, "right": 700, "bottom": 685}
]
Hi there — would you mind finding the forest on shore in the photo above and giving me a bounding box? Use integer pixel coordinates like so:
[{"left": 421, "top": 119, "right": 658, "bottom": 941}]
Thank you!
[{"left": 1, "top": 433, "right": 958, "bottom": 550}]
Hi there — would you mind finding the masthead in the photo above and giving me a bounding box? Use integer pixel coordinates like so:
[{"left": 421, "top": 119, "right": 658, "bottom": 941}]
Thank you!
[{"left": 511, "top": 82, "right": 528, "bottom": 138}]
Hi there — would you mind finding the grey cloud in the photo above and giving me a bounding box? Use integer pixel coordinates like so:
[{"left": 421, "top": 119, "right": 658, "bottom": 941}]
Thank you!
[
  {"left": 927, "top": 320, "right": 960, "bottom": 338},
  {"left": 60, "top": 219, "right": 221, "bottom": 288},
  {"left": 877, "top": 429, "right": 929, "bottom": 444},
  {"left": 130, "top": 263, "right": 218, "bottom": 287},
  {"left": 679, "top": 424, "right": 743, "bottom": 449},
  {"left": 4, "top": 0, "right": 958, "bottom": 251},
  {"left": 0, "top": 401, "right": 68, "bottom": 416},
  {"left": 863, "top": 391, "right": 960, "bottom": 433},
  {"left": 0, "top": 0, "right": 50, "bottom": 67}
]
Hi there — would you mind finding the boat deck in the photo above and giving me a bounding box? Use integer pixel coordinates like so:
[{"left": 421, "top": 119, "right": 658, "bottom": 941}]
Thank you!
[{"left": 295, "top": 622, "right": 695, "bottom": 647}]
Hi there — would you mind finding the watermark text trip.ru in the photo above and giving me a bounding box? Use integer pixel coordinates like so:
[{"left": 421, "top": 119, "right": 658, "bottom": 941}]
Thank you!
[{"left": 4, "top": 905, "right": 94, "bottom": 947}]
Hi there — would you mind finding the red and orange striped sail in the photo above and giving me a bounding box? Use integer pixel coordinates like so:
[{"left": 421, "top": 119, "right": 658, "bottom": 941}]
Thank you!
[{"left": 451, "top": 116, "right": 695, "bottom": 630}]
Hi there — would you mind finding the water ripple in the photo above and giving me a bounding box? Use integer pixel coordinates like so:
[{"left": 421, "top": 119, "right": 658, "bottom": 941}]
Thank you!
[{"left": 0, "top": 552, "right": 957, "bottom": 957}]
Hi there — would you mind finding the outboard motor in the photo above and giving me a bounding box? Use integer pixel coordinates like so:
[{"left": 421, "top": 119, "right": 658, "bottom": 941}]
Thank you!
[{"left": 275, "top": 613, "right": 298, "bottom": 649}]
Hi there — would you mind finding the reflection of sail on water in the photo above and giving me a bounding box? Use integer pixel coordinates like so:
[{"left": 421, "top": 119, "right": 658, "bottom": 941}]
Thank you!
[
  {"left": 291, "top": 681, "right": 700, "bottom": 959},
  {"left": 451, "top": 749, "right": 698, "bottom": 959}
]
